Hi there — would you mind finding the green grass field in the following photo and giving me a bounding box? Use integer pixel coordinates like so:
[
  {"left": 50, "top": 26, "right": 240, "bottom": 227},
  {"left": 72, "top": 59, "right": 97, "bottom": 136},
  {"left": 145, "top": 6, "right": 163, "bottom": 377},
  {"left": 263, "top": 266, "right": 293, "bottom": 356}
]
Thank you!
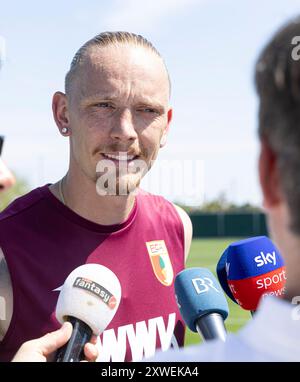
[{"left": 184, "top": 238, "right": 251, "bottom": 346}]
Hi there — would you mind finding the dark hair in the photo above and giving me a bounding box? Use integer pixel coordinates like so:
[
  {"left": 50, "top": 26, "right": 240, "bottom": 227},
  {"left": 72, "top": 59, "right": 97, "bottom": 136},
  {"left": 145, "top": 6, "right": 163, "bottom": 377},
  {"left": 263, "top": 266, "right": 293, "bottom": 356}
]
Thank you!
[{"left": 255, "top": 16, "right": 300, "bottom": 234}]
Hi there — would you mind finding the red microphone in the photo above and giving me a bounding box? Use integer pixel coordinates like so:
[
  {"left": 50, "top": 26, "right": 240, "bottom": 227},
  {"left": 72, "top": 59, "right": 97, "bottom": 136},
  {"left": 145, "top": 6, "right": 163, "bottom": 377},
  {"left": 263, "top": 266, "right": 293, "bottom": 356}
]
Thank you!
[{"left": 225, "top": 236, "right": 286, "bottom": 311}]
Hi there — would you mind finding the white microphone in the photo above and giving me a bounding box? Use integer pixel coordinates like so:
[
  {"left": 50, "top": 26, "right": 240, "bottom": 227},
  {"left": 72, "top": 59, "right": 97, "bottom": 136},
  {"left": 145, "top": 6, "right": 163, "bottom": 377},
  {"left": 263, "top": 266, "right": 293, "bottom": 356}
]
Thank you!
[{"left": 55, "top": 263, "right": 121, "bottom": 362}]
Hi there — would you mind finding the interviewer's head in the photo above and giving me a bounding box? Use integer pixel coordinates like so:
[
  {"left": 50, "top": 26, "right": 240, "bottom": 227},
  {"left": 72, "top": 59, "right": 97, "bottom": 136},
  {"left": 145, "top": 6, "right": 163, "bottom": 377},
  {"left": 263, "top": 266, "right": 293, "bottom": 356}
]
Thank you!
[{"left": 255, "top": 17, "right": 300, "bottom": 282}]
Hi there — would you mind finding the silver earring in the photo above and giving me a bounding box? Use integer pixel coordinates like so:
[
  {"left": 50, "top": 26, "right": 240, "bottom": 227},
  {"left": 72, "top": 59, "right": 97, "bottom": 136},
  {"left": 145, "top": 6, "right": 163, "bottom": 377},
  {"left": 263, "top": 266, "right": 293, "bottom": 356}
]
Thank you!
[
  {"left": 61, "top": 127, "right": 68, "bottom": 134},
  {"left": 160, "top": 136, "right": 166, "bottom": 147}
]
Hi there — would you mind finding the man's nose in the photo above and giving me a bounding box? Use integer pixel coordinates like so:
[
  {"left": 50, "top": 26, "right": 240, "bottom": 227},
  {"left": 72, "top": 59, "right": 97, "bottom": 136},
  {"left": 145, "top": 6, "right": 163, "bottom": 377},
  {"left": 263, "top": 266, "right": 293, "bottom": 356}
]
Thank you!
[{"left": 110, "top": 109, "right": 138, "bottom": 142}]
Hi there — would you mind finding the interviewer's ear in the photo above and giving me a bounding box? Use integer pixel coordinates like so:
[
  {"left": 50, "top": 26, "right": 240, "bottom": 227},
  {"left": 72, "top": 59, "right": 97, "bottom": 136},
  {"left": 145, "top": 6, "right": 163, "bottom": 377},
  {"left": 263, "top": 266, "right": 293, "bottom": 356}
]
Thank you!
[
  {"left": 259, "top": 139, "right": 283, "bottom": 209},
  {"left": 52, "top": 92, "right": 71, "bottom": 136}
]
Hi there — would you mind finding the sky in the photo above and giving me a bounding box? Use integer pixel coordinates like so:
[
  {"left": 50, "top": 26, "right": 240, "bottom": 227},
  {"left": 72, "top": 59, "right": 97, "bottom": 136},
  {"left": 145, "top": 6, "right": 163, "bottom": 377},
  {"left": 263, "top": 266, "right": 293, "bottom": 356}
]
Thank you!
[{"left": 1, "top": 0, "right": 300, "bottom": 206}]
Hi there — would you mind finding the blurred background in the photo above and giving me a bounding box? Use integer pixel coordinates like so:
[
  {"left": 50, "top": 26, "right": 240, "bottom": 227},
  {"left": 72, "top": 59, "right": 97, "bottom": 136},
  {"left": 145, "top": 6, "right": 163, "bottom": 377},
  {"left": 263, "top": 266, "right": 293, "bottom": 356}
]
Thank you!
[{"left": 1, "top": 0, "right": 299, "bottom": 343}]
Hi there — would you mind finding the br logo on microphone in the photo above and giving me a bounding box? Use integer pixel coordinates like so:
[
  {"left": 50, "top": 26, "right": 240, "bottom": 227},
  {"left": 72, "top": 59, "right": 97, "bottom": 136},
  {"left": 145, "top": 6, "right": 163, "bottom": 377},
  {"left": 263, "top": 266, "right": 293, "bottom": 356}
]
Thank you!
[
  {"left": 254, "top": 251, "right": 276, "bottom": 267},
  {"left": 73, "top": 277, "right": 117, "bottom": 309},
  {"left": 192, "top": 277, "right": 220, "bottom": 295}
]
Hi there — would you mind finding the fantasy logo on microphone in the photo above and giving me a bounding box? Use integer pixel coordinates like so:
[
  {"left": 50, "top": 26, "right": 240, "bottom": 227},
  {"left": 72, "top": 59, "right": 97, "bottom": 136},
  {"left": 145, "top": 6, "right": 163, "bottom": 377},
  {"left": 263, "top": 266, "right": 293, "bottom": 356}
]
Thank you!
[
  {"left": 254, "top": 251, "right": 276, "bottom": 267},
  {"left": 73, "top": 277, "right": 117, "bottom": 309}
]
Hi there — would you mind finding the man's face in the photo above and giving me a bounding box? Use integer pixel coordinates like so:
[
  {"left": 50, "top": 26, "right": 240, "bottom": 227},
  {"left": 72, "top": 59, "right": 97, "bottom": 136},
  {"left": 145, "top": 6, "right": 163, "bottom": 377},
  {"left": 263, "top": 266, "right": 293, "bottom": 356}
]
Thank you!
[{"left": 64, "top": 44, "right": 171, "bottom": 195}]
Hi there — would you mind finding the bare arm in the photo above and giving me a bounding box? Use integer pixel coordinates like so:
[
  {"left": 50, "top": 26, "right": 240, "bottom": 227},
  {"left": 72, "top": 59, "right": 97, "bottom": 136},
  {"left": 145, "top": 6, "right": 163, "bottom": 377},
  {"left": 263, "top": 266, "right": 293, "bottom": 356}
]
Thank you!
[
  {"left": 173, "top": 204, "right": 193, "bottom": 263},
  {"left": 0, "top": 248, "right": 13, "bottom": 341}
]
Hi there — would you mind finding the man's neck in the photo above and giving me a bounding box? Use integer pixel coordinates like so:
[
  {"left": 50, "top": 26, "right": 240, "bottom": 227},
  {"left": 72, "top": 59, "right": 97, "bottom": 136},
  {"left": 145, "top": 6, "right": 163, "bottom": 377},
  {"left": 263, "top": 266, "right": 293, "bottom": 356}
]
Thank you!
[{"left": 49, "top": 174, "right": 137, "bottom": 226}]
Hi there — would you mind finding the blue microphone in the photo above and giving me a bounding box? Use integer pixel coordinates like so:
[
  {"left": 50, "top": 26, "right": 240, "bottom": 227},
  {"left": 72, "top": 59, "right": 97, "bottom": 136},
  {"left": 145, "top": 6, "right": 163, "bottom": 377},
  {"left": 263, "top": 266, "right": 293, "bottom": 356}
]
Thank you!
[
  {"left": 175, "top": 268, "right": 229, "bottom": 342},
  {"left": 217, "top": 236, "right": 286, "bottom": 313},
  {"left": 224, "top": 236, "right": 285, "bottom": 311}
]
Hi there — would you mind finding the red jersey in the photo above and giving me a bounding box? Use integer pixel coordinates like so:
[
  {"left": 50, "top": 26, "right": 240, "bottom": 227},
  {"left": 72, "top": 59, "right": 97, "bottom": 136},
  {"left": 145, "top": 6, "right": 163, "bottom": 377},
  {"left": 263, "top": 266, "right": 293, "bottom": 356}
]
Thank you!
[{"left": 0, "top": 185, "right": 185, "bottom": 361}]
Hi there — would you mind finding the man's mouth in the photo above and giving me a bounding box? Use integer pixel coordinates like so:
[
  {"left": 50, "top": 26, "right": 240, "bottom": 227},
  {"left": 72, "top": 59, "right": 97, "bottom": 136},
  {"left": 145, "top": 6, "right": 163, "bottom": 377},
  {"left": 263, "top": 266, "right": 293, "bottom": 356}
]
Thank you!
[
  {"left": 101, "top": 153, "right": 139, "bottom": 162},
  {"left": 97, "top": 152, "right": 148, "bottom": 177}
]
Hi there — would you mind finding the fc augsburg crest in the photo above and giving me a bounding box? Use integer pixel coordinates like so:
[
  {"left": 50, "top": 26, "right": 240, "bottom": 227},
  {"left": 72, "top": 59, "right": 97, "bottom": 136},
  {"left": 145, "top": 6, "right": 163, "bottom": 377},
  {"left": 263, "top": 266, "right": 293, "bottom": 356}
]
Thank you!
[{"left": 146, "top": 240, "right": 174, "bottom": 286}]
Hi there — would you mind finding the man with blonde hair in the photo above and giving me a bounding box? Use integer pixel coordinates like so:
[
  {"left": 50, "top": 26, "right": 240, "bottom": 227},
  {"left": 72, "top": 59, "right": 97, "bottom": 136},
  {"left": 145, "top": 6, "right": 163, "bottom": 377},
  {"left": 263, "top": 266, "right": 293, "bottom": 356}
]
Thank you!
[{"left": 0, "top": 32, "right": 192, "bottom": 362}]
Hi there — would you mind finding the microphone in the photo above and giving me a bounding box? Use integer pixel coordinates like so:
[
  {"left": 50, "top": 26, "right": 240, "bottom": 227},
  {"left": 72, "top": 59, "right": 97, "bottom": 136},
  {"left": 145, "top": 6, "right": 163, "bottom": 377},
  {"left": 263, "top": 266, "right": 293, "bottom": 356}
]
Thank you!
[
  {"left": 175, "top": 268, "right": 229, "bottom": 342},
  {"left": 221, "top": 236, "right": 286, "bottom": 311},
  {"left": 216, "top": 248, "right": 237, "bottom": 304},
  {"left": 55, "top": 263, "right": 121, "bottom": 362}
]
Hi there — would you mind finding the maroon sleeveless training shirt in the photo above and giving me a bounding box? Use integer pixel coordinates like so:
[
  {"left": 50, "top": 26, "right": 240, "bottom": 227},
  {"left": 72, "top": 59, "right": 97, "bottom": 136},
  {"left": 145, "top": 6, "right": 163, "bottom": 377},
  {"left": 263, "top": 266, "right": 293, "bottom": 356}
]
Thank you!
[{"left": 0, "top": 185, "right": 185, "bottom": 361}]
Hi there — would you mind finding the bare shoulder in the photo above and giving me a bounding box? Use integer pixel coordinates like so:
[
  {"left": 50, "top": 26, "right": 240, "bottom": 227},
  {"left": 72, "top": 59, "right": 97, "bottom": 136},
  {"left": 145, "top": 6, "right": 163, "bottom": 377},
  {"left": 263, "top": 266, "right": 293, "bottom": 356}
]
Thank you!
[
  {"left": 0, "top": 247, "right": 13, "bottom": 341},
  {"left": 173, "top": 204, "right": 193, "bottom": 263}
]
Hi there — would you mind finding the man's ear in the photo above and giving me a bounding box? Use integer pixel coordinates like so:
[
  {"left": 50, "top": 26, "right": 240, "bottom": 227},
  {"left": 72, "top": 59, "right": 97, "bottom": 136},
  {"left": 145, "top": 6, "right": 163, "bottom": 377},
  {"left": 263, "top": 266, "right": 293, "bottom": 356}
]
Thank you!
[
  {"left": 52, "top": 92, "right": 70, "bottom": 134},
  {"left": 160, "top": 108, "right": 173, "bottom": 148},
  {"left": 259, "top": 139, "right": 283, "bottom": 209}
]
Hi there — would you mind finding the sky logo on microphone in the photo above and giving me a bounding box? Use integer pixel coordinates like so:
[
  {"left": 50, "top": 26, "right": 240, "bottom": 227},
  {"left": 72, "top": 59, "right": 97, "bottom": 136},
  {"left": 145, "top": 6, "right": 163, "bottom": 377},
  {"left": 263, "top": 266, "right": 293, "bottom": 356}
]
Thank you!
[
  {"left": 254, "top": 251, "right": 276, "bottom": 267},
  {"left": 73, "top": 277, "right": 117, "bottom": 309}
]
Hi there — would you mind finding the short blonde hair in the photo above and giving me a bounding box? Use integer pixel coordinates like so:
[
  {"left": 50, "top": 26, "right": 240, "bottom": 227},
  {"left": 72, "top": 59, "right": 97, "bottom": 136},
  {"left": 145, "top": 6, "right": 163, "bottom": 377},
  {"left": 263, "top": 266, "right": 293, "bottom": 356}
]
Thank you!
[{"left": 65, "top": 31, "right": 171, "bottom": 96}]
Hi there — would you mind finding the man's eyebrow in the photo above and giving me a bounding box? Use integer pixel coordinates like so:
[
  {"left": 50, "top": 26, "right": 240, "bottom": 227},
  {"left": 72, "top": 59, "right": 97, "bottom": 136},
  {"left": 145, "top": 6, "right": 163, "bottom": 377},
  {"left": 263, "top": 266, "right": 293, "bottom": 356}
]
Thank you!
[
  {"left": 81, "top": 93, "right": 166, "bottom": 109},
  {"left": 80, "top": 92, "right": 119, "bottom": 102},
  {"left": 136, "top": 97, "right": 165, "bottom": 108}
]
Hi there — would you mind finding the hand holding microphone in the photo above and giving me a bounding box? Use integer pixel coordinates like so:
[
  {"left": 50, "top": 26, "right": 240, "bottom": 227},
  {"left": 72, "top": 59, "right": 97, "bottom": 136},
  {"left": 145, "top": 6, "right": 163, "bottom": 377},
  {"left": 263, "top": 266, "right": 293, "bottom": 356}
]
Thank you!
[
  {"left": 175, "top": 268, "right": 229, "bottom": 342},
  {"left": 12, "top": 322, "right": 98, "bottom": 362},
  {"left": 55, "top": 263, "right": 121, "bottom": 362}
]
